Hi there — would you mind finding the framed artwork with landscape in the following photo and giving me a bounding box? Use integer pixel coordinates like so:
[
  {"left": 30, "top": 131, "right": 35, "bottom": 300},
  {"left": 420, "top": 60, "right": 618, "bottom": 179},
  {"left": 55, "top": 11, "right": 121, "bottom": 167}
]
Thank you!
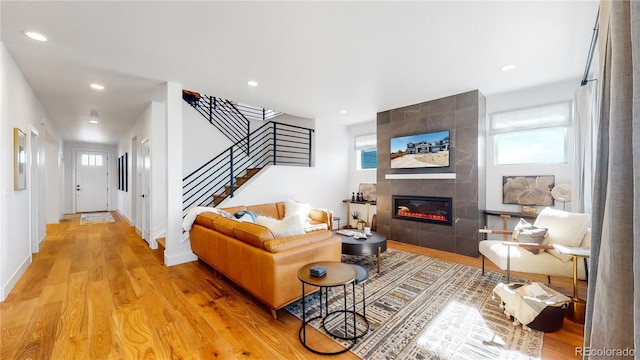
[
  {"left": 14, "top": 128, "right": 26, "bottom": 191},
  {"left": 502, "top": 175, "right": 554, "bottom": 206}
]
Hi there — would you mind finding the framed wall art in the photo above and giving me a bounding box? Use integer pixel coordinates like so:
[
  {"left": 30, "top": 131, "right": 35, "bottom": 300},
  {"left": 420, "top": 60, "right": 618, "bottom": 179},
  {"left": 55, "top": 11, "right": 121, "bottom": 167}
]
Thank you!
[
  {"left": 14, "top": 128, "right": 26, "bottom": 190},
  {"left": 502, "top": 175, "right": 554, "bottom": 206}
]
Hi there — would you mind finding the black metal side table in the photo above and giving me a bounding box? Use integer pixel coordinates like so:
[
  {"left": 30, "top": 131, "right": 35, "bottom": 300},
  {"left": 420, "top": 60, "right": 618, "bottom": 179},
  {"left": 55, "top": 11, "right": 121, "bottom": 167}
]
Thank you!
[{"left": 297, "top": 261, "right": 358, "bottom": 355}]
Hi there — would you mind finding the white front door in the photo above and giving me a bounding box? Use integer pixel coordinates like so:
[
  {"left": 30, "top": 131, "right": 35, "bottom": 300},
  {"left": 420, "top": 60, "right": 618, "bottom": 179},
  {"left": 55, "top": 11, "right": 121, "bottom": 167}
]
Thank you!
[
  {"left": 76, "top": 150, "right": 109, "bottom": 212},
  {"left": 141, "top": 140, "right": 151, "bottom": 242}
]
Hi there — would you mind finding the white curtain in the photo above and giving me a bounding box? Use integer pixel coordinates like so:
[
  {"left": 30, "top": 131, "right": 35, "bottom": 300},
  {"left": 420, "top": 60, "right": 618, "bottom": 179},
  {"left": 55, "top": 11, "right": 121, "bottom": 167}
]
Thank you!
[
  {"left": 584, "top": 1, "right": 639, "bottom": 358},
  {"left": 573, "top": 81, "right": 598, "bottom": 214}
]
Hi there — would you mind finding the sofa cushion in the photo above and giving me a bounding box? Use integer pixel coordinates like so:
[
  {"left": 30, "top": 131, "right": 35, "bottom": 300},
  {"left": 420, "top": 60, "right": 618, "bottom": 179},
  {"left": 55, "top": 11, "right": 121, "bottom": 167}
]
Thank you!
[
  {"left": 512, "top": 218, "right": 548, "bottom": 255},
  {"left": 256, "top": 215, "right": 305, "bottom": 238},
  {"left": 309, "top": 208, "right": 329, "bottom": 223},
  {"left": 212, "top": 217, "right": 240, "bottom": 237},
  {"left": 303, "top": 221, "right": 329, "bottom": 232},
  {"left": 194, "top": 212, "right": 218, "bottom": 229},
  {"left": 233, "top": 222, "right": 274, "bottom": 249},
  {"left": 263, "top": 230, "right": 333, "bottom": 253}
]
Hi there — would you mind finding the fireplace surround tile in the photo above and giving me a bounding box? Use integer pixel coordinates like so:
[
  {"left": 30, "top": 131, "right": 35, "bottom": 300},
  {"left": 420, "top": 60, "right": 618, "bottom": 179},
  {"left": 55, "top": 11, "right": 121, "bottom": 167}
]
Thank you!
[{"left": 377, "top": 90, "right": 486, "bottom": 257}]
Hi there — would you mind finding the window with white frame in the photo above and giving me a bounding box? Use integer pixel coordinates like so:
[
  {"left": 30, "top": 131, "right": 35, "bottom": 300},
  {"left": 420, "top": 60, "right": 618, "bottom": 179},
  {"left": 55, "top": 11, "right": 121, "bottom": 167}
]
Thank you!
[
  {"left": 490, "top": 101, "right": 572, "bottom": 165},
  {"left": 355, "top": 133, "right": 377, "bottom": 170}
]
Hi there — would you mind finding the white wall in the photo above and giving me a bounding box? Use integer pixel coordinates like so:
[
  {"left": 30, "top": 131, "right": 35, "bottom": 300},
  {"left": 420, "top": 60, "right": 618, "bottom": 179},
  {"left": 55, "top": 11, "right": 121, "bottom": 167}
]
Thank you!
[
  {"left": 63, "top": 141, "right": 117, "bottom": 214},
  {"left": 484, "top": 78, "right": 580, "bottom": 231},
  {"left": 117, "top": 102, "right": 155, "bottom": 225},
  {"left": 1, "top": 43, "right": 60, "bottom": 300},
  {"left": 150, "top": 101, "right": 167, "bottom": 242},
  {"left": 45, "top": 133, "right": 63, "bottom": 223},
  {"left": 182, "top": 103, "right": 233, "bottom": 175}
]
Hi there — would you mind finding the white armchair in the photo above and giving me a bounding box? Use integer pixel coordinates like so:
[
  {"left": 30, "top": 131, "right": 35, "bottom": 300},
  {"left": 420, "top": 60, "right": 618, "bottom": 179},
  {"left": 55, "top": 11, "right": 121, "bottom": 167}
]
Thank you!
[{"left": 479, "top": 207, "right": 591, "bottom": 282}]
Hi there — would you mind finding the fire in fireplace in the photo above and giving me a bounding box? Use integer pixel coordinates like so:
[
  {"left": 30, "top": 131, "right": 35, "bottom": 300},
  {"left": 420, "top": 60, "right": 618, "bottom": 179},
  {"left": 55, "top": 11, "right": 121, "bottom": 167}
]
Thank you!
[{"left": 392, "top": 195, "right": 453, "bottom": 226}]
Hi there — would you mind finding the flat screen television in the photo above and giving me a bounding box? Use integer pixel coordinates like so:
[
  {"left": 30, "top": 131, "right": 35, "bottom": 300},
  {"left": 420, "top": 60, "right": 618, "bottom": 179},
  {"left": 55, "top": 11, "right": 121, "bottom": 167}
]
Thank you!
[{"left": 390, "top": 130, "right": 450, "bottom": 169}]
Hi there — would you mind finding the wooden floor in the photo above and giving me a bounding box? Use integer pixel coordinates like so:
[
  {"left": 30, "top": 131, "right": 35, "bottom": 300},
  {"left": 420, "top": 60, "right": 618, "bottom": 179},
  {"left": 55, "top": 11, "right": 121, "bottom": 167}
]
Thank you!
[{"left": 0, "top": 212, "right": 584, "bottom": 359}]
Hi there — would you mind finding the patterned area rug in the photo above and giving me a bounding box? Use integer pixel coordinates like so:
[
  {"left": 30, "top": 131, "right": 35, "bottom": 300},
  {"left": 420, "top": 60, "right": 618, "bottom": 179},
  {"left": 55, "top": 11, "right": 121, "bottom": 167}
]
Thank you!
[
  {"left": 285, "top": 249, "right": 542, "bottom": 359},
  {"left": 79, "top": 212, "right": 115, "bottom": 225}
]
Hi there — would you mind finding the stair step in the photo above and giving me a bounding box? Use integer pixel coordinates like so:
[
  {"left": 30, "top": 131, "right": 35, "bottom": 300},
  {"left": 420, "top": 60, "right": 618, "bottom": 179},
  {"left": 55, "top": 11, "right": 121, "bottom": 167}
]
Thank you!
[{"left": 246, "top": 168, "right": 261, "bottom": 177}]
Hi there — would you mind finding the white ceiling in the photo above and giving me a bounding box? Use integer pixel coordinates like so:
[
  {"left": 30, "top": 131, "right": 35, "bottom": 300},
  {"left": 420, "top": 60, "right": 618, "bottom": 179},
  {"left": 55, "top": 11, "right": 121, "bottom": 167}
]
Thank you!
[{"left": 1, "top": 1, "right": 599, "bottom": 145}]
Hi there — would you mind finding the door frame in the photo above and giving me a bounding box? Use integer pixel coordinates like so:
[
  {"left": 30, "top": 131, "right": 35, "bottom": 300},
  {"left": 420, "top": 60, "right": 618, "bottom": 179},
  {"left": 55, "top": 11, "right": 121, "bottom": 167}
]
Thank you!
[
  {"left": 140, "top": 138, "right": 154, "bottom": 248},
  {"left": 72, "top": 147, "right": 113, "bottom": 213},
  {"left": 29, "top": 127, "right": 40, "bottom": 254}
]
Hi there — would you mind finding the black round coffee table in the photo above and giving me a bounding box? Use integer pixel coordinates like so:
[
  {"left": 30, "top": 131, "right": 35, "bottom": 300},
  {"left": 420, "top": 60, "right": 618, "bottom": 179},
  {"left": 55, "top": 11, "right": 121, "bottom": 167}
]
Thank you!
[{"left": 335, "top": 231, "right": 387, "bottom": 273}]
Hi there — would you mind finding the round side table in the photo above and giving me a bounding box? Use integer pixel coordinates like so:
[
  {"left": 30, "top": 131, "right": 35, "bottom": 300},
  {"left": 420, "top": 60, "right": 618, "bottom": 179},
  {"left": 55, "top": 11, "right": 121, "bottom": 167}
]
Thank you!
[{"left": 297, "top": 261, "right": 357, "bottom": 355}]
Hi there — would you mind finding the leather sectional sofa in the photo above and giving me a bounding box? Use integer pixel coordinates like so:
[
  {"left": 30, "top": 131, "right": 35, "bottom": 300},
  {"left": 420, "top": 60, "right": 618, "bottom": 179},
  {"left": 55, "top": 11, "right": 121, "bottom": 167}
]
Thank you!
[{"left": 188, "top": 201, "right": 341, "bottom": 318}]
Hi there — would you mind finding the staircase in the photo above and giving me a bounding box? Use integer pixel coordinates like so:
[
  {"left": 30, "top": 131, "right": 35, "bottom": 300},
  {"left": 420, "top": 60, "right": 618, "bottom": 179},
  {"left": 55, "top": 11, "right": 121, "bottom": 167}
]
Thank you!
[{"left": 182, "top": 115, "right": 314, "bottom": 215}]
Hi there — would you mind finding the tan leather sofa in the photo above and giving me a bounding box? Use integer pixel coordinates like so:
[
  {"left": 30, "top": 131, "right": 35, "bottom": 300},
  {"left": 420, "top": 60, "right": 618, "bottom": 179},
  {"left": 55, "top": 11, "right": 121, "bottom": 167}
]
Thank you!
[{"left": 189, "top": 202, "right": 341, "bottom": 319}]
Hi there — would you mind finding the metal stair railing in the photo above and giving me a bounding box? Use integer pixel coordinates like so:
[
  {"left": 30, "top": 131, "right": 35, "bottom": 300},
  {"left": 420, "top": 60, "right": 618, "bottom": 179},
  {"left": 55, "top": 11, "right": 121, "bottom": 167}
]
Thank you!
[
  {"left": 184, "top": 90, "right": 282, "bottom": 147},
  {"left": 182, "top": 121, "right": 314, "bottom": 215}
]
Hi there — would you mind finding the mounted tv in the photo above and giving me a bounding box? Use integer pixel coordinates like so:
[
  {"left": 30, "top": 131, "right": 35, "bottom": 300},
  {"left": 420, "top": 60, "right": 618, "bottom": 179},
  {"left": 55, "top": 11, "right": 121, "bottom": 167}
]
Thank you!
[{"left": 390, "top": 130, "right": 450, "bottom": 169}]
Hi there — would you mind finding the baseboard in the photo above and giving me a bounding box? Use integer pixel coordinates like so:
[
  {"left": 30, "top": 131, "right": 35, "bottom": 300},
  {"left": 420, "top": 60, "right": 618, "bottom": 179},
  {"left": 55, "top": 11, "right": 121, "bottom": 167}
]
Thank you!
[
  {"left": 164, "top": 251, "right": 197, "bottom": 266},
  {"left": 134, "top": 227, "right": 142, "bottom": 237},
  {"left": 1, "top": 254, "right": 31, "bottom": 301},
  {"left": 46, "top": 217, "right": 60, "bottom": 224},
  {"left": 117, "top": 210, "right": 132, "bottom": 226}
]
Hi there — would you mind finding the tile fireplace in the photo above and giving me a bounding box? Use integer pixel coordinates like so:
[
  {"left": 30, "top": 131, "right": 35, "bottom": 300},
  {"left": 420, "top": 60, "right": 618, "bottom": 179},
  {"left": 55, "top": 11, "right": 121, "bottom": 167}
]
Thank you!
[{"left": 392, "top": 195, "right": 453, "bottom": 226}]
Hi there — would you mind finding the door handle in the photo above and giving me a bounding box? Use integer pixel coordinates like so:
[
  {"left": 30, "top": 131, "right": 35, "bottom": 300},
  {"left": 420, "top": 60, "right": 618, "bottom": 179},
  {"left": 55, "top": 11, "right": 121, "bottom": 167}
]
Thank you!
[{"left": 141, "top": 194, "right": 145, "bottom": 198}]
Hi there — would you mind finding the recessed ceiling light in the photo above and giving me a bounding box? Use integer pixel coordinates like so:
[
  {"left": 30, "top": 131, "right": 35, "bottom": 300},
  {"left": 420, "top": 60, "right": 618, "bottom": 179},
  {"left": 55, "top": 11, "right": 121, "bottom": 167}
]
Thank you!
[
  {"left": 89, "top": 120, "right": 99, "bottom": 124},
  {"left": 22, "top": 31, "right": 48, "bottom": 42},
  {"left": 340, "top": 110, "right": 348, "bottom": 114},
  {"left": 90, "top": 83, "right": 105, "bottom": 90},
  {"left": 500, "top": 64, "right": 516, "bottom": 71},
  {"left": 247, "top": 81, "right": 258, "bottom": 87}
]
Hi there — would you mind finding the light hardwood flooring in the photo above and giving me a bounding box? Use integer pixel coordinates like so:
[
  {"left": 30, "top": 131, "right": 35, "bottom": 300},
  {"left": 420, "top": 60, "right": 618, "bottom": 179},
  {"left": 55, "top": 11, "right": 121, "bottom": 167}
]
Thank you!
[{"left": 0, "top": 212, "right": 585, "bottom": 359}]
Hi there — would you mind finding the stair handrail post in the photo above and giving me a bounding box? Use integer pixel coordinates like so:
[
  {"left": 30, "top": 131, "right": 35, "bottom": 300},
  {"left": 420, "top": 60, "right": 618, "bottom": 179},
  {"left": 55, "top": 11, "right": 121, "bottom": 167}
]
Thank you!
[
  {"left": 308, "top": 128, "right": 312, "bottom": 167},
  {"left": 247, "top": 124, "right": 250, "bottom": 156},
  {"left": 272, "top": 122, "right": 277, "bottom": 165},
  {"left": 229, "top": 147, "right": 235, "bottom": 198},
  {"left": 209, "top": 96, "right": 214, "bottom": 124}
]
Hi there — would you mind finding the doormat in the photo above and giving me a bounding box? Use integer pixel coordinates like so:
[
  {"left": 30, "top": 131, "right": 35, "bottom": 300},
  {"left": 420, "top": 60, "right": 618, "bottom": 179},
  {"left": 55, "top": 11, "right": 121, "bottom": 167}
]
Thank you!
[
  {"left": 286, "top": 249, "right": 543, "bottom": 359},
  {"left": 79, "top": 212, "right": 115, "bottom": 225}
]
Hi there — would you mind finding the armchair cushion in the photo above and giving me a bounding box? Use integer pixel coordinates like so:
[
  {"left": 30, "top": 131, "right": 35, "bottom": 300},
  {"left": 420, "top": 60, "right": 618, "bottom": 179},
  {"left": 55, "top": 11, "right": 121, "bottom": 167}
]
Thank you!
[
  {"left": 512, "top": 218, "right": 548, "bottom": 254},
  {"left": 533, "top": 207, "right": 590, "bottom": 248}
]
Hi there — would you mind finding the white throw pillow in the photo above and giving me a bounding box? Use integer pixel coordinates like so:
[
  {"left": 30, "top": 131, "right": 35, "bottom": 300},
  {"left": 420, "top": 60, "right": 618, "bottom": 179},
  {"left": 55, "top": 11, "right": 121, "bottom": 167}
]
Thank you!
[
  {"left": 284, "top": 200, "right": 312, "bottom": 222},
  {"left": 533, "top": 207, "right": 590, "bottom": 247},
  {"left": 256, "top": 214, "right": 305, "bottom": 238}
]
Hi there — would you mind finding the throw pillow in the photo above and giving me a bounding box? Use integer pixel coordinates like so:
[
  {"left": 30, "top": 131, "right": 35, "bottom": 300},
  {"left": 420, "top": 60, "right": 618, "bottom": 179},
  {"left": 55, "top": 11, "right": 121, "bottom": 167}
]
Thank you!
[
  {"left": 255, "top": 214, "right": 305, "bottom": 238},
  {"left": 512, "top": 218, "right": 548, "bottom": 255},
  {"left": 284, "top": 200, "right": 312, "bottom": 222},
  {"left": 235, "top": 210, "right": 258, "bottom": 222}
]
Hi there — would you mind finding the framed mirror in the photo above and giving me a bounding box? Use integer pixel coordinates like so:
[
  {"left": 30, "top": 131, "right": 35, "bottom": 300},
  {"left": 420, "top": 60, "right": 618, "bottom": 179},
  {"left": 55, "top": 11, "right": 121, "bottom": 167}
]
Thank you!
[{"left": 14, "top": 128, "right": 26, "bottom": 190}]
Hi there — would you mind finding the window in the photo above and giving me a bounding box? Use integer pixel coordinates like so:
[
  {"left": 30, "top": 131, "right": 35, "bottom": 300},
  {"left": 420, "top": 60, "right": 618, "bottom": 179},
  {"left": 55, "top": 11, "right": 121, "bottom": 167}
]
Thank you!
[
  {"left": 355, "top": 133, "right": 377, "bottom": 170},
  {"left": 360, "top": 149, "right": 377, "bottom": 169},
  {"left": 81, "top": 153, "right": 103, "bottom": 166},
  {"left": 490, "top": 102, "right": 571, "bottom": 165}
]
